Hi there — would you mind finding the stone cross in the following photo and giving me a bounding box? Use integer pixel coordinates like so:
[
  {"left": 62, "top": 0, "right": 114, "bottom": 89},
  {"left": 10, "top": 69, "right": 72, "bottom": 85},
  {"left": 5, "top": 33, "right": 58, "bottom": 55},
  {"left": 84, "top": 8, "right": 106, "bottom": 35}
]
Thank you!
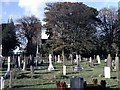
[
  {"left": 115, "top": 56, "right": 120, "bottom": 81},
  {"left": 104, "top": 67, "right": 110, "bottom": 78},
  {"left": 48, "top": 54, "right": 54, "bottom": 71},
  {"left": 1, "top": 77, "right": 4, "bottom": 90},
  {"left": 70, "top": 76, "right": 84, "bottom": 90},
  {"left": 7, "top": 57, "right": 10, "bottom": 71},
  {"left": 96, "top": 55, "right": 101, "bottom": 64},
  {"left": 74, "top": 55, "right": 82, "bottom": 71},
  {"left": 63, "top": 65, "right": 66, "bottom": 75},
  {"left": 107, "top": 54, "right": 112, "bottom": 71}
]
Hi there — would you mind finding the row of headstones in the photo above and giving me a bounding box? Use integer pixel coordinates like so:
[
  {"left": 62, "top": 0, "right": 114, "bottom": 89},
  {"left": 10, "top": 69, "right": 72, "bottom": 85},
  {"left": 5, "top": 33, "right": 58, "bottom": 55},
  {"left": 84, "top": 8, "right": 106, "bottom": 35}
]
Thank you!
[
  {"left": 48, "top": 54, "right": 82, "bottom": 72},
  {"left": 104, "top": 54, "right": 120, "bottom": 81}
]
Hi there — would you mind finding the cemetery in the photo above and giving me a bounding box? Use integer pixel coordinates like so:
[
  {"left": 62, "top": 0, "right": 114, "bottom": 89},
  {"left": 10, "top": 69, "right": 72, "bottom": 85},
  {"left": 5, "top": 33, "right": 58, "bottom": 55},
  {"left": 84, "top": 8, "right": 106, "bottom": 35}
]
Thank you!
[
  {"left": 0, "top": 54, "right": 120, "bottom": 89},
  {"left": 1, "top": 1, "right": 120, "bottom": 90}
]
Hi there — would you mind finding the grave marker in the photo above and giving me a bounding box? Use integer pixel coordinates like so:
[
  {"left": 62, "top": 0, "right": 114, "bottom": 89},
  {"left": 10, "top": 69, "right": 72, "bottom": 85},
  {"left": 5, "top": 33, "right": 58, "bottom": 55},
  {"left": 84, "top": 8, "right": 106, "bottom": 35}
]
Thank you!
[
  {"left": 7, "top": 57, "right": 10, "bottom": 71},
  {"left": 74, "top": 55, "right": 82, "bottom": 71},
  {"left": 63, "top": 65, "right": 66, "bottom": 75},
  {"left": 57, "top": 55, "right": 62, "bottom": 63},
  {"left": 48, "top": 54, "right": 54, "bottom": 71},
  {"left": 9, "top": 72, "right": 12, "bottom": 88},
  {"left": 96, "top": 55, "right": 101, "bottom": 64},
  {"left": 104, "top": 67, "right": 110, "bottom": 78},
  {"left": 1, "top": 77, "right": 4, "bottom": 90},
  {"left": 18, "top": 56, "right": 21, "bottom": 68},
  {"left": 70, "top": 76, "right": 84, "bottom": 90},
  {"left": 115, "top": 56, "right": 120, "bottom": 81},
  {"left": 107, "top": 54, "right": 112, "bottom": 71}
]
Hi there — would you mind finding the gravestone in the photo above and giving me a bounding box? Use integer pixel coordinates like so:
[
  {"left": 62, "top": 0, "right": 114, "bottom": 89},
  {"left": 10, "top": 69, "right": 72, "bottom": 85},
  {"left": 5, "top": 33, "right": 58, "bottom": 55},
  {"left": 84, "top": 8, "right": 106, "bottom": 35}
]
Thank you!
[
  {"left": 74, "top": 55, "right": 82, "bottom": 71},
  {"left": 7, "top": 57, "right": 10, "bottom": 71},
  {"left": 70, "top": 54, "right": 73, "bottom": 65},
  {"left": 57, "top": 55, "right": 62, "bottom": 63},
  {"left": 70, "top": 76, "right": 84, "bottom": 90},
  {"left": 1, "top": 77, "right": 4, "bottom": 90},
  {"left": 115, "top": 56, "right": 120, "bottom": 81},
  {"left": 104, "top": 67, "right": 110, "bottom": 78},
  {"left": 18, "top": 56, "right": 21, "bottom": 68},
  {"left": 96, "top": 55, "right": 101, "bottom": 64},
  {"left": 22, "top": 56, "right": 27, "bottom": 71},
  {"left": 0, "top": 56, "right": 2, "bottom": 75},
  {"left": 9, "top": 72, "right": 12, "bottom": 88},
  {"left": 63, "top": 65, "right": 66, "bottom": 75},
  {"left": 89, "top": 57, "right": 92, "bottom": 63},
  {"left": 48, "top": 54, "right": 54, "bottom": 71},
  {"left": 107, "top": 54, "right": 112, "bottom": 71},
  {"left": 79, "top": 55, "right": 81, "bottom": 62},
  {"left": 55, "top": 55, "right": 57, "bottom": 63}
]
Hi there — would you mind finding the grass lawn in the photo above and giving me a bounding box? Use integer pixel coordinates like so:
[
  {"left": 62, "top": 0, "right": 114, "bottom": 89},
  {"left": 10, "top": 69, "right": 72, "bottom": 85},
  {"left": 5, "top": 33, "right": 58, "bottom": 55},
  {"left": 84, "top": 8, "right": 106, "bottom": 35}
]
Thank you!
[{"left": 1, "top": 60, "right": 120, "bottom": 89}]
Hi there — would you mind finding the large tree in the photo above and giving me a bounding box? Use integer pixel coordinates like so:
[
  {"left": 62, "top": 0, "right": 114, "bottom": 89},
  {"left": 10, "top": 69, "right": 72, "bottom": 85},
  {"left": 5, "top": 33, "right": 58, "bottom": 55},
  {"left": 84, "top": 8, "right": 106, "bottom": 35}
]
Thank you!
[
  {"left": 16, "top": 15, "right": 42, "bottom": 55},
  {"left": 97, "top": 7, "right": 120, "bottom": 55},
  {"left": 2, "top": 19, "right": 19, "bottom": 56},
  {"left": 44, "top": 2, "right": 100, "bottom": 56}
]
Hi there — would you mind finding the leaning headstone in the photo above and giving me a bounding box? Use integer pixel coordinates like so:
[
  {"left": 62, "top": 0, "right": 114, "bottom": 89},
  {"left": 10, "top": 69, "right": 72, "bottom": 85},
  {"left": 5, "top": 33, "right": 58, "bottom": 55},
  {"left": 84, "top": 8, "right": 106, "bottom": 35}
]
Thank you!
[
  {"left": 104, "top": 67, "right": 110, "bottom": 78},
  {"left": 96, "top": 55, "right": 101, "bottom": 64},
  {"left": 9, "top": 72, "right": 12, "bottom": 88},
  {"left": 48, "top": 54, "right": 54, "bottom": 71},
  {"left": 63, "top": 65, "right": 66, "bottom": 75},
  {"left": 107, "top": 54, "right": 112, "bottom": 71},
  {"left": 115, "top": 56, "right": 120, "bottom": 81},
  {"left": 70, "top": 76, "right": 84, "bottom": 90},
  {"left": 57, "top": 55, "right": 62, "bottom": 63},
  {"left": 74, "top": 55, "right": 82, "bottom": 71},
  {"left": 18, "top": 56, "right": 21, "bottom": 68},
  {"left": 1, "top": 77, "right": 4, "bottom": 90},
  {"left": 7, "top": 57, "right": 10, "bottom": 71}
]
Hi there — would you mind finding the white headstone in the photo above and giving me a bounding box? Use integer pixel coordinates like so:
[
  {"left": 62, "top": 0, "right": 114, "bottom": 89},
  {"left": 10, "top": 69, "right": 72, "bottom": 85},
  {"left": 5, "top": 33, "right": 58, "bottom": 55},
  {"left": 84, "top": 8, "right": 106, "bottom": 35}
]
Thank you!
[
  {"left": 7, "top": 57, "right": 10, "bottom": 71},
  {"left": 57, "top": 55, "right": 62, "bottom": 63},
  {"left": 96, "top": 55, "right": 101, "bottom": 64},
  {"left": 1, "top": 77, "right": 4, "bottom": 89},
  {"left": 18, "top": 56, "right": 21, "bottom": 68},
  {"left": 89, "top": 57, "right": 92, "bottom": 63},
  {"left": 63, "top": 65, "right": 66, "bottom": 75},
  {"left": 48, "top": 54, "right": 54, "bottom": 71},
  {"left": 104, "top": 59, "right": 107, "bottom": 62},
  {"left": 104, "top": 67, "right": 110, "bottom": 78}
]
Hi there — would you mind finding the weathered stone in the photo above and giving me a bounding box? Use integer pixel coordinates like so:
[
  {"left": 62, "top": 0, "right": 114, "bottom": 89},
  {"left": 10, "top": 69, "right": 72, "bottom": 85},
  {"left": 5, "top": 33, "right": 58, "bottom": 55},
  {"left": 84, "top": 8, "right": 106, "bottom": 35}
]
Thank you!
[
  {"left": 70, "top": 76, "right": 84, "bottom": 90},
  {"left": 104, "top": 67, "right": 110, "bottom": 78}
]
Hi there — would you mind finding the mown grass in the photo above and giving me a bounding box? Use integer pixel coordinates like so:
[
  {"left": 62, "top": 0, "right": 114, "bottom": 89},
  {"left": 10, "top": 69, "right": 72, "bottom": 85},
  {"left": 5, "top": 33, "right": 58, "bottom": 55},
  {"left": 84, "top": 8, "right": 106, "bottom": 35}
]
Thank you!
[{"left": 1, "top": 60, "right": 120, "bottom": 89}]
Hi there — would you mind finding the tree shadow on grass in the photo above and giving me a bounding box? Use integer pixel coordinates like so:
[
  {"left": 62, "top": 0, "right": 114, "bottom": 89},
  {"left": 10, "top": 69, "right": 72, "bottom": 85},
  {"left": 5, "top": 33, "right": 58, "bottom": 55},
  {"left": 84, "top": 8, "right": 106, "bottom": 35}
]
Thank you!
[{"left": 12, "top": 82, "right": 55, "bottom": 88}]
